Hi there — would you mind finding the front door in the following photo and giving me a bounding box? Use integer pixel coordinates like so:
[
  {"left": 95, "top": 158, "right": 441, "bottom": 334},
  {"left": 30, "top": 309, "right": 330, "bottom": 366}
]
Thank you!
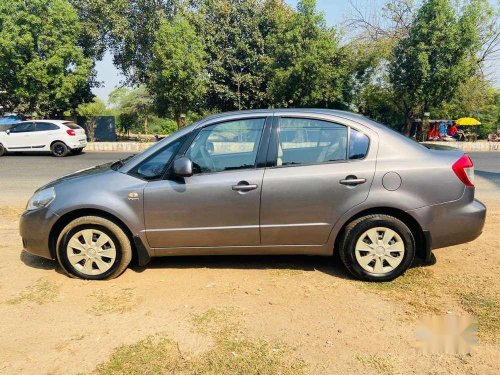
[
  {"left": 260, "top": 116, "right": 376, "bottom": 245},
  {"left": 144, "top": 117, "right": 269, "bottom": 248},
  {"left": 6, "top": 122, "right": 36, "bottom": 149}
]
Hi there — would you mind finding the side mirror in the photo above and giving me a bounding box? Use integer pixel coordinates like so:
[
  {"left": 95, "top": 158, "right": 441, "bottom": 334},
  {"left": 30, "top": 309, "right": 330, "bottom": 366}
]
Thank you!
[
  {"left": 173, "top": 156, "right": 193, "bottom": 177},
  {"left": 6, "top": 129, "right": 10, "bottom": 135}
]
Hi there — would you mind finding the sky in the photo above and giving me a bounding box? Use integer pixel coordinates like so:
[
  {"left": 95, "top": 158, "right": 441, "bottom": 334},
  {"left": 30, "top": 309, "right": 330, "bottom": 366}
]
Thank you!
[{"left": 92, "top": 0, "right": 499, "bottom": 101}]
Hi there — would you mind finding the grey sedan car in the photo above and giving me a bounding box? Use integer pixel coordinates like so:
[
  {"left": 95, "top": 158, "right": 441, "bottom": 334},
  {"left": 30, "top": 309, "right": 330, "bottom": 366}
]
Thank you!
[{"left": 20, "top": 109, "right": 486, "bottom": 281}]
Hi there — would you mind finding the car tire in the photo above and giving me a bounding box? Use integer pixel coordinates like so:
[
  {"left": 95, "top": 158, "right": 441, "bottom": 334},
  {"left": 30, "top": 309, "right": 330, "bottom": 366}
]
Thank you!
[
  {"left": 51, "top": 141, "right": 69, "bottom": 157},
  {"left": 0, "top": 144, "right": 6, "bottom": 157},
  {"left": 56, "top": 216, "right": 132, "bottom": 280},
  {"left": 71, "top": 148, "right": 83, "bottom": 155},
  {"left": 338, "top": 214, "right": 415, "bottom": 282}
]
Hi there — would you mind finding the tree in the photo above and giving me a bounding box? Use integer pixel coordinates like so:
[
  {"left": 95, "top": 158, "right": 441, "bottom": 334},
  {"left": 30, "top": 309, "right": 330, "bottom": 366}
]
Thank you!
[
  {"left": 0, "top": 0, "right": 93, "bottom": 117},
  {"left": 267, "top": 0, "right": 350, "bottom": 108},
  {"left": 389, "top": 0, "right": 483, "bottom": 133},
  {"left": 148, "top": 16, "right": 207, "bottom": 128},
  {"left": 194, "top": 0, "right": 275, "bottom": 111},
  {"left": 109, "top": 87, "right": 154, "bottom": 134},
  {"left": 75, "top": 98, "right": 113, "bottom": 140}
]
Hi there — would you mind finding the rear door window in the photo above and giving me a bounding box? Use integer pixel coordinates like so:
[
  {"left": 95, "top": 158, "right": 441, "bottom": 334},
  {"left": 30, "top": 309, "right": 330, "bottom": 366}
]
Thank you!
[
  {"left": 277, "top": 118, "right": 348, "bottom": 166},
  {"left": 35, "top": 122, "right": 59, "bottom": 131}
]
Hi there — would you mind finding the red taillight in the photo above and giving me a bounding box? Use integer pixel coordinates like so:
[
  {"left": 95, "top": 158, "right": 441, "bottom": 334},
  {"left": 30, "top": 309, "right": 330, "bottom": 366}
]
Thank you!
[
  {"left": 66, "top": 129, "right": 76, "bottom": 136},
  {"left": 452, "top": 154, "right": 474, "bottom": 187}
]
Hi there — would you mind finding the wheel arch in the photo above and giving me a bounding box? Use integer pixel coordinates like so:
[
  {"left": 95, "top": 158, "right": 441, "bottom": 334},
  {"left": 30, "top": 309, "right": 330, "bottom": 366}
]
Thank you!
[
  {"left": 48, "top": 208, "right": 145, "bottom": 264},
  {"left": 334, "top": 207, "right": 431, "bottom": 262}
]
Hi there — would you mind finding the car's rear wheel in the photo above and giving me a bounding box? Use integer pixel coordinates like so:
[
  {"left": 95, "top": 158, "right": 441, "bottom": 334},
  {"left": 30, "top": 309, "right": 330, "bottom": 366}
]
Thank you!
[
  {"left": 51, "top": 141, "right": 69, "bottom": 157},
  {"left": 56, "top": 216, "right": 132, "bottom": 280},
  {"left": 339, "top": 214, "right": 415, "bottom": 282},
  {"left": 0, "top": 144, "right": 6, "bottom": 157},
  {"left": 71, "top": 148, "right": 83, "bottom": 155}
]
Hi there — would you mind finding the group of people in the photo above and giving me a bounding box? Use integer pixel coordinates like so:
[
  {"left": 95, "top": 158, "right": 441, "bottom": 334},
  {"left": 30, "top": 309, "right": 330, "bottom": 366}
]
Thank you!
[{"left": 426, "top": 121, "right": 463, "bottom": 141}]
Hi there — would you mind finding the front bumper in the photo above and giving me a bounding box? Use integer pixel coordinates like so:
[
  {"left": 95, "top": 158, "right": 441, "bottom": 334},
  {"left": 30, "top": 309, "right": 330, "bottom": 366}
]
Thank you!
[
  {"left": 19, "top": 207, "right": 60, "bottom": 259},
  {"left": 408, "top": 192, "right": 486, "bottom": 250}
]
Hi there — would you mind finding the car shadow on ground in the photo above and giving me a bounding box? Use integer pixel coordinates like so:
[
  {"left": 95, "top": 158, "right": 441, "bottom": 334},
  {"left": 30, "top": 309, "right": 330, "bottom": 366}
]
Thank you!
[{"left": 20, "top": 249, "right": 436, "bottom": 281}]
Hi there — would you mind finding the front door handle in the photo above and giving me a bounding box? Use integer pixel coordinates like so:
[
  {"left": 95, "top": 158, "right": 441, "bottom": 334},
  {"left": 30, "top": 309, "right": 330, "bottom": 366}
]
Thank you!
[
  {"left": 340, "top": 176, "right": 367, "bottom": 186},
  {"left": 232, "top": 181, "right": 258, "bottom": 192}
]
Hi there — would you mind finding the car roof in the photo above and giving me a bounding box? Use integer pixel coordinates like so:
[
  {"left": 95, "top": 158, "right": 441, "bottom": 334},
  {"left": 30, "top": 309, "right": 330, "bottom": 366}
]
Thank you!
[
  {"left": 19, "top": 120, "right": 72, "bottom": 124},
  {"left": 199, "top": 108, "right": 388, "bottom": 131}
]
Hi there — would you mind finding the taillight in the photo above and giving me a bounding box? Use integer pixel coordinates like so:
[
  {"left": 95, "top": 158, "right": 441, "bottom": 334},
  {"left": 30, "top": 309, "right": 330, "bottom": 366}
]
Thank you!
[
  {"left": 452, "top": 154, "right": 474, "bottom": 187},
  {"left": 66, "top": 129, "right": 76, "bottom": 136}
]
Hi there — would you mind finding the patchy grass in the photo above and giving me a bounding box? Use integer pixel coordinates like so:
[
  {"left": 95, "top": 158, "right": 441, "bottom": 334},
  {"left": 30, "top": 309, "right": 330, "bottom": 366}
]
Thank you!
[
  {"left": 5, "top": 278, "right": 59, "bottom": 305},
  {"left": 87, "top": 287, "right": 139, "bottom": 316},
  {"left": 360, "top": 268, "right": 499, "bottom": 343},
  {"left": 360, "top": 267, "right": 443, "bottom": 317},
  {"left": 93, "top": 336, "right": 183, "bottom": 375},
  {"left": 448, "top": 275, "right": 499, "bottom": 343},
  {"left": 93, "top": 308, "right": 306, "bottom": 375},
  {"left": 355, "top": 354, "right": 397, "bottom": 375}
]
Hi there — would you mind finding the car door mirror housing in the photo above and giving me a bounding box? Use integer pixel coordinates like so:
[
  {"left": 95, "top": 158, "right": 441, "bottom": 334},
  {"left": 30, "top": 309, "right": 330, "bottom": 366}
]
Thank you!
[
  {"left": 5, "top": 129, "right": 10, "bottom": 135},
  {"left": 173, "top": 157, "right": 193, "bottom": 177}
]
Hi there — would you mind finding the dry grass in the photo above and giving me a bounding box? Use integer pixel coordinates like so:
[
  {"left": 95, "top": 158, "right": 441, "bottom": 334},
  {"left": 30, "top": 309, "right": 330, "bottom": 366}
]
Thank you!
[
  {"left": 5, "top": 278, "right": 59, "bottom": 305},
  {"left": 87, "top": 287, "right": 139, "bottom": 316},
  {"left": 355, "top": 354, "right": 398, "bottom": 375},
  {"left": 360, "top": 268, "right": 499, "bottom": 343},
  {"left": 447, "top": 275, "right": 499, "bottom": 343},
  {"left": 361, "top": 267, "right": 444, "bottom": 317},
  {"left": 93, "top": 308, "right": 306, "bottom": 375}
]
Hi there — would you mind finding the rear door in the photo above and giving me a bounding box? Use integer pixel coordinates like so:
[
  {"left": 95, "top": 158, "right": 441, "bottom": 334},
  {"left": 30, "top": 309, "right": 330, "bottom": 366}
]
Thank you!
[
  {"left": 34, "top": 122, "right": 60, "bottom": 149},
  {"left": 260, "top": 116, "right": 376, "bottom": 245}
]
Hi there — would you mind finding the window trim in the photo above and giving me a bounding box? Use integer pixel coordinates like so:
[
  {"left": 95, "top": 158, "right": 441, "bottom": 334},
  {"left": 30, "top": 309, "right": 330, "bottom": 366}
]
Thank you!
[
  {"left": 267, "top": 116, "right": 371, "bottom": 169},
  {"left": 174, "top": 116, "right": 272, "bottom": 177}
]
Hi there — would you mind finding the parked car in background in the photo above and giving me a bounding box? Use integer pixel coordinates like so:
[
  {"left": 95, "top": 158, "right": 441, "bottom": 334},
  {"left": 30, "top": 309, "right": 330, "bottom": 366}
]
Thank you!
[
  {"left": 19, "top": 109, "right": 486, "bottom": 281},
  {"left": 0, "top": 120, "right": 87, "bottom": 157}
]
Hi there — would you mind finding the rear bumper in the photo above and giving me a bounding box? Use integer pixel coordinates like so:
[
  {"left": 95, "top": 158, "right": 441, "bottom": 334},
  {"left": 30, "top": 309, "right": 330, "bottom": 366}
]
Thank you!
[
  {"left": 19, "top": 207, "right": 59, "bottom": 259},
  {"left": 408, "top": 190, "right": 486, "bottom": 250},
  {"left": 67, "top": 139, "right": 87, "bottom": 149}
]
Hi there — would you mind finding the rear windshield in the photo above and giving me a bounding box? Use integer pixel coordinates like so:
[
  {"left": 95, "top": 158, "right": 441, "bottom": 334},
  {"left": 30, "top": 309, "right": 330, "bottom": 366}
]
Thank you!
[{"left": 63, "top": 122, "right": 82, "bottom": 129}]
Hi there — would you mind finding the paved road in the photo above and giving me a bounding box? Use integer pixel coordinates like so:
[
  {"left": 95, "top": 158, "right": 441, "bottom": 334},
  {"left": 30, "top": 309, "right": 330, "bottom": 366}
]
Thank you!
[
  {"left": 0, "top": 152, "right": 131, "bottom": 205},
  {"left": 469, "top": 152, "right": 500, "bottom": 187},
  {"left": 0, "top": 150, "right": 498, "bottom": 205}
]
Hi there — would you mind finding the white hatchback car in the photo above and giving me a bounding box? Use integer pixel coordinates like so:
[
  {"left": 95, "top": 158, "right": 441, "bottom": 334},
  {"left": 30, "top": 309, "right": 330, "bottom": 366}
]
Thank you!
[{"left": 0, "top": 120, "right": 87, "bottom": 157}]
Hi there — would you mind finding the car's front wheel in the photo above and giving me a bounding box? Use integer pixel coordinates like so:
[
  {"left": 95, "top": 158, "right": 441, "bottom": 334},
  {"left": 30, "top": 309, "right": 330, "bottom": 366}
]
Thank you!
[
  {"left": 339, "top": 214, "right": 415, "bottom": 282},
  {"left": 0, "top": 144, "right": 6, "bottom": 157},
  {"left": 56, "top": 216, "right": 132, "bottom": 280},
  {"left": 51, "top": 141, "right": 69, "bottom": 157}
]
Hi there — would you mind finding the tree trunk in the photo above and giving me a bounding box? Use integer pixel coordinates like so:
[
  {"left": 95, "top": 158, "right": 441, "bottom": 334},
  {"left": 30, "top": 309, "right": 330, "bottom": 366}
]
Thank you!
[{"left": 144, "top": 114, "right": 148, "bottom": 134}]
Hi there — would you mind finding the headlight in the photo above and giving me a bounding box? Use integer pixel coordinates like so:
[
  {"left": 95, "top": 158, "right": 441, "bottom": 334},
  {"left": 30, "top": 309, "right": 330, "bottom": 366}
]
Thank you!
[{"left": 26, "top": 188, "right": 56, "bottom": 211}]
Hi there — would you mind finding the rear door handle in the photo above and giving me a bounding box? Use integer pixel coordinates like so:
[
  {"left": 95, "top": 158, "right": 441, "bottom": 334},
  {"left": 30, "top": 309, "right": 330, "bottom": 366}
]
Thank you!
[
  {"left": 232, "top": 181, "right": 258, "bottom": 192},
  {"left": 340, "top": 176, "right": 367, "bottom": 186}
]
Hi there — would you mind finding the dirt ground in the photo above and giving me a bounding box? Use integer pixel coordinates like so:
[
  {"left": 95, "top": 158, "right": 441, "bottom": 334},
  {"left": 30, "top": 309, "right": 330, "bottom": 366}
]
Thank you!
[{"left": 0, "top": 177, "right": 498, "bottom": 374}]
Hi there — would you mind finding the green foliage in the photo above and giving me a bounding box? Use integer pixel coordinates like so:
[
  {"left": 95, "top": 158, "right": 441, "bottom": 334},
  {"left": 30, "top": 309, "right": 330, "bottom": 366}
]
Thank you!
[
  {"left": 76, "top": 98, "right": 113, "bottom": 117},
  {"left": 149, "top": 15, "right": 207, "bottom": 127},
  {"left": 267, "top": 0, "right": 350, "bottom": 108},
  {"left": 0, "top": 0, "right": 93, "bottom": 117},
  {"left": 390, "top": 0, "right": 484, "bottom": 127}
]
